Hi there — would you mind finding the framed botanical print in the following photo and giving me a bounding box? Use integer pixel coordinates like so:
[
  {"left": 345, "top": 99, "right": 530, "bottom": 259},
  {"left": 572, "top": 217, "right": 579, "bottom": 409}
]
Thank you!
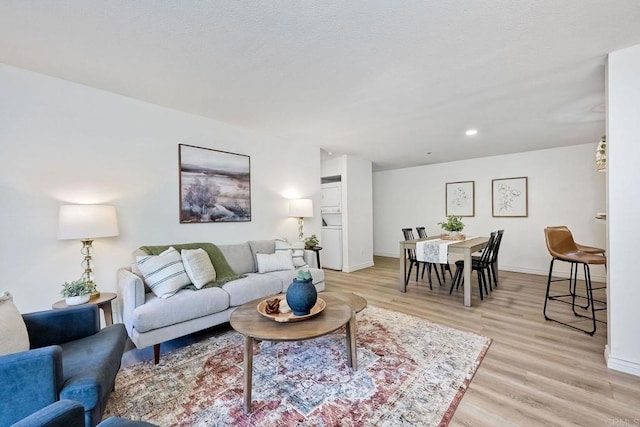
[
  {"left": 492, "top": 177, "right": 528, "bottom": 217},
  {"left": 446, "top": 181, "right": 475, "bottom": 217},
  {"left": 179, "top": 144, "right": 251, "bottom": 223}
]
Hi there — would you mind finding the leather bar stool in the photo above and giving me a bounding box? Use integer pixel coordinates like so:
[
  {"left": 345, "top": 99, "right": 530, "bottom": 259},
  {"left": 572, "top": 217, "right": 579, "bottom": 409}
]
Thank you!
[
  {"left": 548, "top": 225, "right": 606, "bottom": 255},
  {"left": 547, "top": 226, "right": 606, "bottom": 308},
  {"left": 543, "top": 227, "right": 607, "bottom": 335}
]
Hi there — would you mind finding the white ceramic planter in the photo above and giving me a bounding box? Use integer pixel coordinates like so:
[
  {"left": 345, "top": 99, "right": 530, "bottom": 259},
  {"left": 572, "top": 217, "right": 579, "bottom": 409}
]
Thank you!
[{"left": 65, "top": 295, "right": 90, "bottom": 306}]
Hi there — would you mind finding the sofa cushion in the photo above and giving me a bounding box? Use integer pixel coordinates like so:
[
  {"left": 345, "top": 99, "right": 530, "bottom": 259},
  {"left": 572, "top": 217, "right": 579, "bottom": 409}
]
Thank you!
[
  {"left": 132, "top": 287, "right": 230, "bottom": 333},
  {"left": 181, "top": 248, "right": 216, "bottom": 289},
  {"left": 248, "top": 240, "right": 275, "bottom": 266},
  {"left": 136, "top": 247, "right": 190, "bottom": 298},
  {"left": 217, "top": 243, "right": 256, "bottom": 275},
  {"left": 222, "top": 273, "right": 282, "bottom": 306},
  {"left": 0, "top": 291, "right": 29, "bottom": 356},
  {"left": 256, "top": 251, "right": 295, "bottom": 273}
]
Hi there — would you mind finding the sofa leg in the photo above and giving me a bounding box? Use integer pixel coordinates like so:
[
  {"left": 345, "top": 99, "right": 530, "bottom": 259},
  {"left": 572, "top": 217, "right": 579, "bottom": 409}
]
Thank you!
[{"left": 154, "top": 344, "right": 160, "bottom": 365}]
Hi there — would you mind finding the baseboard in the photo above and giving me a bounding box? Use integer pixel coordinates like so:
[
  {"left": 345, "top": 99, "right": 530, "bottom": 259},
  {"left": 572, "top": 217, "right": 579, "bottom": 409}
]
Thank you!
[
  {"left": 374, "top": 251, "right": 399, "bottom": 258},
  {"left": 605, "top": 345, "right": 640, "bottom": 376},
  {"left": 343, "top": 261, "right": 375, "bottom": 273}
]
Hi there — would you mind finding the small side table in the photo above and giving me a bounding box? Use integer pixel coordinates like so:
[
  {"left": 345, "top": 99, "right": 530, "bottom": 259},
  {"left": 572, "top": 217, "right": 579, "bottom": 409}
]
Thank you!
[
  {"left": 309, "top": 246, "right": 322, "bottom": 268},
  {"left": 52, "top": 292, "right": 117, "bottom": 326}
]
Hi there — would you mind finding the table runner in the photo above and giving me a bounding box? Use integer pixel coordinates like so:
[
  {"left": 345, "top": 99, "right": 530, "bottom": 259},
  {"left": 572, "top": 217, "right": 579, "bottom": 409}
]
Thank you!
[{"left": 415, "top": 237, "right": 478, "bottom": 263}]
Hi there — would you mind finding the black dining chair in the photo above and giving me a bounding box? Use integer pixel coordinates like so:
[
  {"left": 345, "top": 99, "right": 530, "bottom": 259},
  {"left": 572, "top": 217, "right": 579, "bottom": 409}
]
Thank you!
[
  {"left": 402, "top": 228, "right": 436, "bottom": 290},
  {"left": 473, "top": 229, "right": 504, "bottom": 290},
  {"left": 417, "top": 226, "right": 453, "bottom": 284},
  {"left": 450, "top": 232, "right": 497, "bottom": 300},
  {"left": 489, "top": 230, "right": 504, "bottom": 289}
]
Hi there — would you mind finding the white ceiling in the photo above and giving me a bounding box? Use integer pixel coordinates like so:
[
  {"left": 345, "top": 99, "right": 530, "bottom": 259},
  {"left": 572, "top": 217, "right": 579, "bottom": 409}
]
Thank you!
[{"left": 2, "top": 1, "right": 640, "bottom": 171}]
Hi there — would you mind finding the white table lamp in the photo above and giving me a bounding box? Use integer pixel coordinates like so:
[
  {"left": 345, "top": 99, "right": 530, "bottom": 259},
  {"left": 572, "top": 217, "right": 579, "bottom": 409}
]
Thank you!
[
  {"left": 58, "top": 204, "right": 119, "bottom": 292},
  {"left": 289, "top": 198, "right": 313, "bottom": 240}
]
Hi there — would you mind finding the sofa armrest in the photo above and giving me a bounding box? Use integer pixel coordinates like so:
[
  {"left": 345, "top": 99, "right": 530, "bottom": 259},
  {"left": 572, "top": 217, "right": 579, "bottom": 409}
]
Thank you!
[
  {"left": 0, "top": 346, "right": 64, "bottom": 425},
  {"left": 118, "top": 268, "right": 146, "bottom": 337},
  {"left": 23, "top": 305, "right": 100, "bottom": 348},
  {"left": 11, "top": 399, "right": 84, "bottom": 427}
]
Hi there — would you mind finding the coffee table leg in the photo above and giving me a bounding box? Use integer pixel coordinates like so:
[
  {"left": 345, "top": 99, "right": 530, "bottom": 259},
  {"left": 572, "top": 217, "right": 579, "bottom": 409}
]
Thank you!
[
  {"left": 243, "top": 335, "right": 253, "bottom": 413},
  {"left": 345, "top": 313, "right": 357, "bottom": 371}
]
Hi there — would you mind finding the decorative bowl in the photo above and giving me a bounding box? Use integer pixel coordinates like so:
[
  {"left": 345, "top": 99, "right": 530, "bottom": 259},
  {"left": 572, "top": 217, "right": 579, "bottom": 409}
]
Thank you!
[
  {"left": 257, "top": 296, "right": 326, "bottom": 323},
  {"left": 65, "top": 295, "right": 90, "bottom": 305}
]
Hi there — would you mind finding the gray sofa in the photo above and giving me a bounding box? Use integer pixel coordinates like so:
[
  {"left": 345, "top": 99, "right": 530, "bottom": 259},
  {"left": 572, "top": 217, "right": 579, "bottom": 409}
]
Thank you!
[{"left": 117, "top": 239, "right": 324, "bottom": 364}]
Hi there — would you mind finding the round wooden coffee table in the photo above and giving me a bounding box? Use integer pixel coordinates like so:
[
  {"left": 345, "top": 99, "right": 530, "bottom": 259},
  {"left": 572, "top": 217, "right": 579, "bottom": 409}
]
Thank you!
[
  {"left": 230, "top": 293, "right": 358, "bottom": 414},
  {"left": 321, "top": 291, "right": 367, "bottom": 314}
]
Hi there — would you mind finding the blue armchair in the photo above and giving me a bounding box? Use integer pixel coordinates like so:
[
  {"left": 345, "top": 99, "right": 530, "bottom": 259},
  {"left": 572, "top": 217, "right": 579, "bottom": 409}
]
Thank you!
[
  {"left": 0, "top": 305, "right": 128, "bottom": 427},
  {"left": 12, "top": 400, "right": 157, "bottom": 427}
]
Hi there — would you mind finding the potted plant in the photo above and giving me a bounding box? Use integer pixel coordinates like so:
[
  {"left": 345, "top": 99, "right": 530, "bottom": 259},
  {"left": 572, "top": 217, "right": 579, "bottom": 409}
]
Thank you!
[
  {"left": 438, "top": 216, "right": 465, "bottom": 239},
  {"left": 61, "top": 279, "right": 94, "bottom": 305},
  {"left": 304, "top": 234, "right": 320, "bottom": 250}
]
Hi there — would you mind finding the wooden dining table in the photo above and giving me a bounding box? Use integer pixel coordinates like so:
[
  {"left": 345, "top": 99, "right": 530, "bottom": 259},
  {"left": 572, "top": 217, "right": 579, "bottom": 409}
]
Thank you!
[{"left": 399, "top": 236, "right": 491, "bottom": 307}]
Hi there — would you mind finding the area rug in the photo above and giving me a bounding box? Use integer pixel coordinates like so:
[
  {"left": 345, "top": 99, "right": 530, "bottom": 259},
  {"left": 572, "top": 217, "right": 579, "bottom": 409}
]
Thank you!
[{"left": 104, "top": 306, "right": 491, "bottom": 426}]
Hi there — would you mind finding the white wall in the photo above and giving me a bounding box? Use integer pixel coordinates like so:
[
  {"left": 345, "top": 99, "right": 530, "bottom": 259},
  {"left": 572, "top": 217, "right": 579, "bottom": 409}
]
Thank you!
[
  {"left": 0, "top": 63, "right": 321, "bottom": 315},
  {"left": 343, "top": 155, "right": 374, "bottom": 272},
  {"left": 606, "top": 44, "right": 640, "bottom": 376},
  {"left": 373, "top": 143, "right": 606, "bottom": 280}
]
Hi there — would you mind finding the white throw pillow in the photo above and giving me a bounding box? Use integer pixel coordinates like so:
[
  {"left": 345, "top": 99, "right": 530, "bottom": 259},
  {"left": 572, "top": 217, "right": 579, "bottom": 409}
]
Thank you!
[
  {"left": 181, "top": 248, "right": 217, "bottom": 289},
  {"left": 0, "top": 291, "right": 30, "bottom": 356},
  {"left": 275, "top": 238, "right": 308, "bottom": 268},
  {"left": 136, "top": 247, "right": 191, "bottom": 298},
  {"left": 256, "top": 251, "right": 295, "bottom": 273}
]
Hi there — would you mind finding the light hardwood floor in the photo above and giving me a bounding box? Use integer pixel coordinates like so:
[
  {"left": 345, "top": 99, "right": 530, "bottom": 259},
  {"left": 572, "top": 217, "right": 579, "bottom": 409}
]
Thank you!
[
  {"left": 121, "top": 257, "right": 639, "bottom": 426},
  {"left": 324, "top": 256, "right": 639, "bottom": 427}
]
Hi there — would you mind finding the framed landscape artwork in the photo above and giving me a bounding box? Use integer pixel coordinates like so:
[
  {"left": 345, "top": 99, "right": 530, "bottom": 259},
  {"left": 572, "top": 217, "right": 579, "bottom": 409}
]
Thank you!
[
  {"left": 492, "top": 176, "right": 528, "bottom": 217},
  {"left": 445, "top": 181, "right": 475, "bottom": 216},
  {"left": 179, "top": 144, "right": 251, "bottom": 223}
]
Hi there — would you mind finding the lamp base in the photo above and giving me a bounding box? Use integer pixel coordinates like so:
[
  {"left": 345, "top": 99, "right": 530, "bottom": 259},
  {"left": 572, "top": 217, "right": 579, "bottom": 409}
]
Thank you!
[{"left": 297, "top": 217, "right": 305, "bottom": 241}]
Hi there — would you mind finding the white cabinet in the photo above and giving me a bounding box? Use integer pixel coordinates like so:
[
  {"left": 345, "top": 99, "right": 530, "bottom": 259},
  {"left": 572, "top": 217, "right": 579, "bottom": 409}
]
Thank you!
[
  {"left": 321, "top": 227, "right": 343, "bottom": 270},
  {"left": 321, "top": 183, "right": 341, "bottom": 213}
]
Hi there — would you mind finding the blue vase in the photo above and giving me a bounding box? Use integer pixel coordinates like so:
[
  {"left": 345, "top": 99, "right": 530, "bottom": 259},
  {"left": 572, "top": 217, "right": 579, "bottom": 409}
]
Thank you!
[{"left": 286, "top": 278, "right": 318, "bottom": 316}]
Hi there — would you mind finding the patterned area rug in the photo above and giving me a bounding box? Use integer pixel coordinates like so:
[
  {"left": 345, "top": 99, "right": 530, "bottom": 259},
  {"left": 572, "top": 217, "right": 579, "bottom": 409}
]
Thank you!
[{"left": 105, "top": 306, "right": 491, "bottom": 426}]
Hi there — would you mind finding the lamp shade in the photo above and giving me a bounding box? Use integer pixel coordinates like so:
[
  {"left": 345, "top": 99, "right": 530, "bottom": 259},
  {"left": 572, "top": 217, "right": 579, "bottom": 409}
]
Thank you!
[
  {"left": 289, "top": 199, "right": 314, "bottom": 218},
  {"left": 58, "top": 205, "right": 119, "bottom": 240}
]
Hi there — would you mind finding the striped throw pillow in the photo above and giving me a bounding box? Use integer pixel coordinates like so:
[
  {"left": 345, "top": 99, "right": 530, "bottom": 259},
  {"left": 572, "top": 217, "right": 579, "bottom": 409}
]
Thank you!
[
  {"left": 136, "top": 247, "right": 190, "bottom": 298},
  {"left": 275, "top": 239, "right": 308, "bottom": 268}
]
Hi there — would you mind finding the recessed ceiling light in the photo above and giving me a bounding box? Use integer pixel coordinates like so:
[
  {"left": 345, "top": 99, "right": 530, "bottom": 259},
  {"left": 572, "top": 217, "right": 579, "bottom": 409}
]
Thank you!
[
  {"left": 328, "top": 151, "right": 333, "bottom": 155},
  {"left": 465, "top": 129, "right": 478, "bottom": 136}
]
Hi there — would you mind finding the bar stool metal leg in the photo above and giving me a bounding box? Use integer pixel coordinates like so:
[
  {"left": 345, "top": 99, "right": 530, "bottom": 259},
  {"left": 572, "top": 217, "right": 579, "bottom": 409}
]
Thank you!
[{"left": 543, "top": 257, "right": 605, "bottom": 335}]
